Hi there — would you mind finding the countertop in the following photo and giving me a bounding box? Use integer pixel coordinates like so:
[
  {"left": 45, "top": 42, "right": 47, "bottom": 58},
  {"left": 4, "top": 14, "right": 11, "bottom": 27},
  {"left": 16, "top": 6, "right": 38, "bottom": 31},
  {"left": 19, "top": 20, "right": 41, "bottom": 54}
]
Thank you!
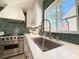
[{"left": 24, "top": 33, "right": 79, "bottom": 59}]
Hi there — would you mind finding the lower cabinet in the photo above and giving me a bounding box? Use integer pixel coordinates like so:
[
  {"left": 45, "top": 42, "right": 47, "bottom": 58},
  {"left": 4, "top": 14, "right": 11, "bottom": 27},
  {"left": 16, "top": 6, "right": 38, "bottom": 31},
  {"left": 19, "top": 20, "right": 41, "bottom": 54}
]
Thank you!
[{"left": 24, "top": 38, "right": 33, "bottom": 59}]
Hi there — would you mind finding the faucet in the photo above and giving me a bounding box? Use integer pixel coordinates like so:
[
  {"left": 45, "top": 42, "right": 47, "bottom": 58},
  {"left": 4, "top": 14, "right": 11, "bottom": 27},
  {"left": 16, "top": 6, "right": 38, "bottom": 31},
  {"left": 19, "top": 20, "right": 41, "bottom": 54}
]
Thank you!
[
  {"left": 31, "top": 19, "right": 51, "bottom": 39},
  {"left": 41, "top": 19, "right": 51, "bottom": 51},
  {"left": 37, "top": 19, "right": 51, "bottom": 38},
  {"left": 43, "top": 19, "right": 51, "bottom": 39}
]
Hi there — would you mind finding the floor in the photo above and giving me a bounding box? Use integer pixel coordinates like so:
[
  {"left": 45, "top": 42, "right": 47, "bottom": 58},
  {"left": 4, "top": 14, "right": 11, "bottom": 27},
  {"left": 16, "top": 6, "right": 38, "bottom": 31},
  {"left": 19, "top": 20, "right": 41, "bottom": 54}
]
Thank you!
[{"left": 4, "top": 54, "right": 26, "bottom": 59}]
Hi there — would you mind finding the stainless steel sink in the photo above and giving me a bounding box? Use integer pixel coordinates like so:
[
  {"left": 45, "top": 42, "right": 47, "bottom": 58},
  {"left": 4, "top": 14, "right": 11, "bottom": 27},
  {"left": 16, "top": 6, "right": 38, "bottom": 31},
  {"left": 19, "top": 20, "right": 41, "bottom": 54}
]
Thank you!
[{"left": 32, "top": 37, "right": 62, "bottom": 52}]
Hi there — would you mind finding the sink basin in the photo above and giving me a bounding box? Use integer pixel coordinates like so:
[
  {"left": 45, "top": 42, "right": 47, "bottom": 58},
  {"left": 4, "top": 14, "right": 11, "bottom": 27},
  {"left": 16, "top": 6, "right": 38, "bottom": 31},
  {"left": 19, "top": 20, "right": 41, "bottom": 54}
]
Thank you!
[{"left": 32, "top": 37, "right": 62, "bottom": 52}]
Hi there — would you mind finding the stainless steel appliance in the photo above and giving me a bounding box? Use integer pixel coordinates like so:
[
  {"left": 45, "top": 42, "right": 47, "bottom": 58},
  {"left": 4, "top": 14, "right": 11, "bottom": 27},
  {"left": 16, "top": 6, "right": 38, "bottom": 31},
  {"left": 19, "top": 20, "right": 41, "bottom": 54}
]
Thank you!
[{"left": 0, "top": 35, "right": 24, "bottom": 59}]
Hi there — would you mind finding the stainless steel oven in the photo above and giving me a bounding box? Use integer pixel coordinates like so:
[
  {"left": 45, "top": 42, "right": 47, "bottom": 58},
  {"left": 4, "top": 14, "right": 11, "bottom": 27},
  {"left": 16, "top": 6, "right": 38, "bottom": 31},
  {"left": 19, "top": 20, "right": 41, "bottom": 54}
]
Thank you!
[
  {"left": 0, "top": 35, "right": 24, "bottom": 58},
  {"left": 0, "top": 43, "right": 3, "bottom": 58}
]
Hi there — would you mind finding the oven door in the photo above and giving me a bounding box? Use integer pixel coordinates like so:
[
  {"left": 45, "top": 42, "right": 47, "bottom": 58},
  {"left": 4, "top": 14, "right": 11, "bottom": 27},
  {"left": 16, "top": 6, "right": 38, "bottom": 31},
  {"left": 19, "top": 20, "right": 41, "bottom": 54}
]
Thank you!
[
  {"left": 3, "top": 42, "right": 20, "bottom": 58},
  {"left": 0, "top": 44, "right": 3, "bottom": 58}
]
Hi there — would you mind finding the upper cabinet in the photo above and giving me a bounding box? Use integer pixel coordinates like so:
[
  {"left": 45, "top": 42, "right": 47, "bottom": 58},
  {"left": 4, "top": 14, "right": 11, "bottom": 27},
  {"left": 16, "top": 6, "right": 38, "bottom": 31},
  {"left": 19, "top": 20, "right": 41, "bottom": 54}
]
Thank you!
[{"left": 44, "top": 0, "right": 78, "bottom": 33}]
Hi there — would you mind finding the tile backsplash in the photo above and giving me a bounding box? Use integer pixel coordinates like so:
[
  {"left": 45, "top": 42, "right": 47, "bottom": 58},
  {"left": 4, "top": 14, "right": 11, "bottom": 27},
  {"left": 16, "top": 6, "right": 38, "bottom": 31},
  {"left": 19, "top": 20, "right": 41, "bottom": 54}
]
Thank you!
[
  {"left": 51, "top": 33, "right": 79, "bottom": 45},
  {"left": 45, "top": 32, "right": 79, "bottom": 45},
  {"left": 0, "top": 18, "right": 29, "bottom": 35}
]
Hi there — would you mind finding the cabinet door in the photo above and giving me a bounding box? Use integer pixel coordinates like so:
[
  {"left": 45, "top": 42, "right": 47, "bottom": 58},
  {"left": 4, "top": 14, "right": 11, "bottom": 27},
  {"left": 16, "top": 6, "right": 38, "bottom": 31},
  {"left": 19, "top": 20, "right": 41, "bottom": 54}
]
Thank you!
[{"left": 24, "top": 39, "right": 33, "bottom": 59}]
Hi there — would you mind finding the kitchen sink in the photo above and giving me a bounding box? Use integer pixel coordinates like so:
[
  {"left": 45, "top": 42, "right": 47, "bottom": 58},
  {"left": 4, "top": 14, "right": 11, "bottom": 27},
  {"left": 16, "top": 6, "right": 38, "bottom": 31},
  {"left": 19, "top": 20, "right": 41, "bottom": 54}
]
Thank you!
[{"left": 32, "top": 37, "right": 62, "bottom": 52}]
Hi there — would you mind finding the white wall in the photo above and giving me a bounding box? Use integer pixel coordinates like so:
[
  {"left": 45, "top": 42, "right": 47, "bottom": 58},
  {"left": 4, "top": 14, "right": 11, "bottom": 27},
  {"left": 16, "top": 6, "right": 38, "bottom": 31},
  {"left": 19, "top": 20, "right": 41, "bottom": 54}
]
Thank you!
[
  {"left": 26, "top": 5, "right": 36, "bottom": 27},
  {"left": 26, "top": 0, "right": 43, "bottom": 27},
  {"left": 0, "top": 5, "right": 25, "bottom": 21},
  {"left": 36, "top": 0, "right": 43, "bottom": 26}
]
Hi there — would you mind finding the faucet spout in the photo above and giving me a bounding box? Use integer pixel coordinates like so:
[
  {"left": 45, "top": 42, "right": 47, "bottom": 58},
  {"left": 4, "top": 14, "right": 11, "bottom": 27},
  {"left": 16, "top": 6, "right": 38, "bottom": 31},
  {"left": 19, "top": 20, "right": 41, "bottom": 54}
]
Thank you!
[{"left": 44, "top": 19, "right": 51, "bottom": 39}]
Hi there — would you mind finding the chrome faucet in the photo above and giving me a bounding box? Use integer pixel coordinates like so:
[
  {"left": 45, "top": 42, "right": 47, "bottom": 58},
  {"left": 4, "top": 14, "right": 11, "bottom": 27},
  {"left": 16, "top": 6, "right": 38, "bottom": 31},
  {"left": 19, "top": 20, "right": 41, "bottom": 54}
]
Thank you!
[
  {"left": 43, "top": 19, "right": 51, "bottom": 39},
  {"left": 32, "top": 19, "right": 51, "bottom": 39},
  {"left": 38, "top": 19, "right": 52, "bottom": 38},
  {"left": 41, "top": 19, "right": 51, "bottom": 51}
]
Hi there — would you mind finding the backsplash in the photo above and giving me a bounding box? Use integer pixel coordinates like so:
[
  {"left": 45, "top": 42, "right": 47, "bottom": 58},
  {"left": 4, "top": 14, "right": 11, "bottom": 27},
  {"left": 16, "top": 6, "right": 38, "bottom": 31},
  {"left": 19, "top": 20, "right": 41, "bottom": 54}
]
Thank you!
[
  {"left": 0, "top": 18, "right": 29, "bottom": 36},
  {"left": 45, "top": 32, "right": 79, "bottom": 45},
  {"left": 51, "top": 33, "right": 79, "bottom": 45}
]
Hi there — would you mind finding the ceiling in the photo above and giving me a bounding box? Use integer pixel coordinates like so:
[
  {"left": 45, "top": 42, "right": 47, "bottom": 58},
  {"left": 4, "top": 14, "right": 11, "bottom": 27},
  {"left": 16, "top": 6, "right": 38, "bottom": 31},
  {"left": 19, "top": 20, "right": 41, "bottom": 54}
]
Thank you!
[
  {"left": 0, "top": 0, "right": 54, "bottom": 10},
  {"left": 0, "top": 0, "right": 36, "bottom": 10}
]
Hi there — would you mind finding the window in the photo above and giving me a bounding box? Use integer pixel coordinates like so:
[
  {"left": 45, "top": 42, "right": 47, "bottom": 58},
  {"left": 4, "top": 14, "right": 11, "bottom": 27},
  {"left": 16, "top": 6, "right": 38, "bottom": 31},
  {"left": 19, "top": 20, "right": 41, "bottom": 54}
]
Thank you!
[
  {"left": 44, "top": 0, "right": 77, "bottom": 32},
  {"left": 44, "top": 4, "right": 57, "bottom": 32},
  {"left": 61, "top": 0, "right": 77, "bottom": 31}
]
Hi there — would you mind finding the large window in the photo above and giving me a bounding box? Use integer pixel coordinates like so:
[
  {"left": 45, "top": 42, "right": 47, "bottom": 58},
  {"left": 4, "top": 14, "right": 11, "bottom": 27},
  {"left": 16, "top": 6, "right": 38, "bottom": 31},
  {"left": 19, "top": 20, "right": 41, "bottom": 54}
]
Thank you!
[
  {"left": 44, "top": 0, "right": 77, "bottom": 32},
  {"left": 61, "top": 0, "right": 76, "bottom": 18},
  {"left": 61, "top": 0, "right": 77, "bottom": 31},
  {"left": 44, "top": 4, "right": 57, "bottom": 31}
]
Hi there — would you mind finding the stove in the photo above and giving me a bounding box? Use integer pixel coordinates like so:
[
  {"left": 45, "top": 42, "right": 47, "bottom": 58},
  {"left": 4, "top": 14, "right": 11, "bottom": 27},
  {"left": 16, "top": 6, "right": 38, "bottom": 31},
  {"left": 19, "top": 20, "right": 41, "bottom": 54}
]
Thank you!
[{"left": 0, "top": 35, "right": 24, "bottom": 58}]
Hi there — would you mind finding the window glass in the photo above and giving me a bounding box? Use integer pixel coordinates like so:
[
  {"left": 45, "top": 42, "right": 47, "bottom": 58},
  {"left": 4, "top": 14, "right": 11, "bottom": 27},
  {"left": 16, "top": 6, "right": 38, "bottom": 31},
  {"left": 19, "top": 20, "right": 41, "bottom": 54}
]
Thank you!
[
  {"left": 51, "top": 5, "right": 57, "bottom": 31},
  {"left": 44, "top": 0, "right": 77, "bottom": 32},
  {"left": 61, "top": 19, "right": 69, "bottom": 31},
  {"left": 61, "top": 0, "right": 76, "bottom": 18},
  {"left": 61, "top": 0, "right": 77, "bottom": 31},
  {"left": 67, "top": 17, "right": 77, "bottom": 31}
]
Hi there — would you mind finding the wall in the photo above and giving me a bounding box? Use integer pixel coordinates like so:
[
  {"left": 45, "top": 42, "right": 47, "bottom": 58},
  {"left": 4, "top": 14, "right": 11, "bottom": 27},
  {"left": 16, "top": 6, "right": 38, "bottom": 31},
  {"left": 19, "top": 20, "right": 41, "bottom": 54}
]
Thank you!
[
  {"left": 45, "top": 32, "right": 79, "bottom": 45},
  {"left": 26, "top": 6, "right": 36, "bottom": 27},
  {"left": 52, "top": 33, "right": 79, "bottom": 45},
  {"left": 36, "top": 0, "right": 43, "bottom": 26},
  {"left": 0, "top": 5, "right": 25, "bottom": 21},
  {"left": 26, "top": 0, "right": 43, "bottom": 27},
  {"left": 0, "top": 18, "right": 29, "bottom": 35}
]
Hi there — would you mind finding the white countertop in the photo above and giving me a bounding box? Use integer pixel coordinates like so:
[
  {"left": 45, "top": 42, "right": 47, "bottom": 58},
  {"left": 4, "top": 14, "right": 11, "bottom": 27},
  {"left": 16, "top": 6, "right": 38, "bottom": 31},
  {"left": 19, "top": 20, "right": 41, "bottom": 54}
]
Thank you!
[{"left": 24, "top": 33, "right": 79, "bottom": 59}]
